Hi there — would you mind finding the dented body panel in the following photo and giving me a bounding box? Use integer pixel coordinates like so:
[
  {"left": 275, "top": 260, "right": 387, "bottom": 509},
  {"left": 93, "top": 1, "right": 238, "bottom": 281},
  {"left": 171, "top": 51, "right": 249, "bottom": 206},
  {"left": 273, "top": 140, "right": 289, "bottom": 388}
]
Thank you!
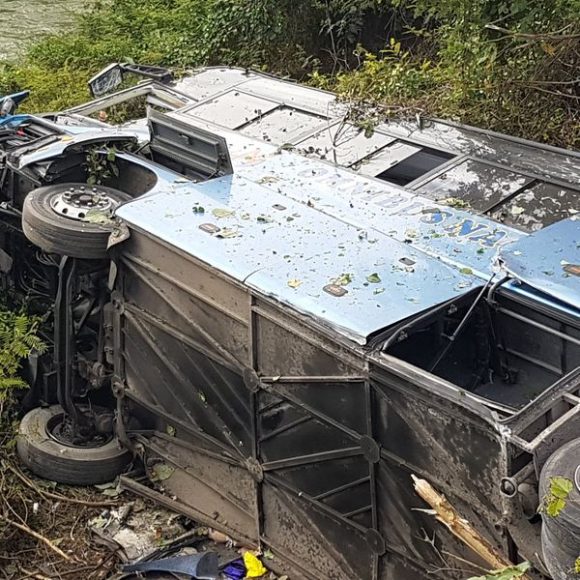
[
  {"left": 112, "top": 223, "right": 580, "bottom": 578},
  {"left": 91, "top": 69, "right": 580, "bottom": 578}
]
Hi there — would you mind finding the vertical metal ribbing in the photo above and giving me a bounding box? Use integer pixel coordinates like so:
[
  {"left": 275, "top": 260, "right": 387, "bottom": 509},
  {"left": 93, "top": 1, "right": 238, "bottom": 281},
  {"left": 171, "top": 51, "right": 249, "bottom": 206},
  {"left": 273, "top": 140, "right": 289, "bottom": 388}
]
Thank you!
[
  {"left": 249, "top": 295, "right": 264, "bottom": 546},
  {"left": 365, "top": 373, "right": 381, "bottom": 580}
]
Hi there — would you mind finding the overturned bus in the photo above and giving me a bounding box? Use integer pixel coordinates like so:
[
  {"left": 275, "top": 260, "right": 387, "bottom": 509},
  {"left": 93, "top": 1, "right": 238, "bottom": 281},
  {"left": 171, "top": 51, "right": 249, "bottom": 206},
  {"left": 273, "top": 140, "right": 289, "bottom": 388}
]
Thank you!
[{"left": 2, "top": 66, "right": 580, "bottom": 579}]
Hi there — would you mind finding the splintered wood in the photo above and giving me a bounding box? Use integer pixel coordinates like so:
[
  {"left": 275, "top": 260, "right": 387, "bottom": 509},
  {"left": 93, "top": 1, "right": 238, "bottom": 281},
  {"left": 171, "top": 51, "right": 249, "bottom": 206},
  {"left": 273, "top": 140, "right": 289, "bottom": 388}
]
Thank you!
[{"left": 411, "top": 475, "right": 532, "bottom": 580}]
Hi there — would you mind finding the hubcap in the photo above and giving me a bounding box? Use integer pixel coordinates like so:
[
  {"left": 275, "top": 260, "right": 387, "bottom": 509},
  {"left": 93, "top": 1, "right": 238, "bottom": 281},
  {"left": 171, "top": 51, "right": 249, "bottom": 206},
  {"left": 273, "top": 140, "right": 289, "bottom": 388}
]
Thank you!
[{"left": 50, "top": 185, "right": 118, "bottom": 221}]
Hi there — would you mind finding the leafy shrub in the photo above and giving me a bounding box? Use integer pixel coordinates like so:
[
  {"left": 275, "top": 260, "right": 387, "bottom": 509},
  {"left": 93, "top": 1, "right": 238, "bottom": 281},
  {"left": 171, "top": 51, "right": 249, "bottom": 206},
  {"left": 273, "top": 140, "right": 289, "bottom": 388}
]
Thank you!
[
  {"left": 327, "top": 0, "right": 580, "bottom": 147},
  {"left": 0, "top": 306, "right": 45, "bottom": 401},
  {"left": 0, "top": 0, "right": 577, "bottom": 147}
]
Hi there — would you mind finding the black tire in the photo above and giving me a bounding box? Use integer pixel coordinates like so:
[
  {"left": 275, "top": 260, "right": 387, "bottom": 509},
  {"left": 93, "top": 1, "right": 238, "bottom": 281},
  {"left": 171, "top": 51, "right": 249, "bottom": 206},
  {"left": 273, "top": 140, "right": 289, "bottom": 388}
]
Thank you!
[
  {"left": 539, "top": 437, "right": 580, "bottom": 579},
  {"left": 22, "top": 183, "right": 131, "bottom": 259},
  {"left": 17, "top": 405, "right": 131, "bottom": 486}
]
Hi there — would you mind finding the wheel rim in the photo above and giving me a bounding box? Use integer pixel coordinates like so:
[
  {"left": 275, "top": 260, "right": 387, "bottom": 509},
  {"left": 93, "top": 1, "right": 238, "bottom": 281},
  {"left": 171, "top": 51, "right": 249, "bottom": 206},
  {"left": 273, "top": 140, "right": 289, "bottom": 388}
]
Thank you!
[
  {"left": 46, "top": 413, "right": 113, "bottom": 448},
  {"left": 49, "top": 185, "right": 119, "bottom": 222}
]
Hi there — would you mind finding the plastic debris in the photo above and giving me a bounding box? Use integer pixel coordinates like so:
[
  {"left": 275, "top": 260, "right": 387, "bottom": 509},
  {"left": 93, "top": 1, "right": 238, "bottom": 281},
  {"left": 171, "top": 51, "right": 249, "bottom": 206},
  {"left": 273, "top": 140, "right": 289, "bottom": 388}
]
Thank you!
[
  {"left": 243, "top": 551, "right": 268, "bottom": 578},
  {"left": 88, "top": 501, "right": 188, "bottom": 562},
  {"left": 223, "top": 558, "right": 246, "bottom": 579},
  {"left": 122, "top": 552, "right": 219, "bottom": 579}
]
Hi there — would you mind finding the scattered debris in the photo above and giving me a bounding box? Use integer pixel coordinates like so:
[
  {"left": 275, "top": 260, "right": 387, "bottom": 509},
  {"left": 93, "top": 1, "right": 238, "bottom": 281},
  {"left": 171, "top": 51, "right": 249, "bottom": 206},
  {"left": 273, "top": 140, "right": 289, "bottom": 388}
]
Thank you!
[
  {"left": 208, "top": 528, "right": 232, "bottom": 544},
  {"left": 331, "top": 272, "right": 353, "bottom": 286},
  {"left": 257, "top": 176, "right": 279, "bottom": 185},
  {"left": 212, "top": 208, "right": 236, "bottom": 219},
  {"left": 242, "top": 551, "right": 268, "bottom": 578},
  {"left": 215, "top": 228, "right": 241, "bottom": 239},
  {"left": 122, "top": 551, "right": 219, "bottom": 579},
  {"left": 151, "top": 462, "right": 175, "bottom": 482},
  {"left": 366, "top": 272, "right": 382, "bottom": 283},
  {"left": 412, "top": 475, "right": 533, "bottom": 580},
  {"left": 85, "top": 209, "right": 115, "bottom": 225},
  {"left": 542, "top": 476, "right": 573, "bottom": 517},
  {"left": 439, "top": 197, "right": 470, "bottom": 209},
  {"left": 275, "top": 143, "right": 295, "bottom": 154},
  {"left": 224, "top": 558, "right": 247, "bottom": 579},
  {"left": 89, "top": 500, "right": 189, "bottom": 561},
  {"left": 0, "top": 451, "right": 122, "bottom": 579},
  {"left": 288, "top": 278, "right": 303, "bottom": 289},
  {"left": 467, "top": 561, "right": 531, "bottom": 580}
]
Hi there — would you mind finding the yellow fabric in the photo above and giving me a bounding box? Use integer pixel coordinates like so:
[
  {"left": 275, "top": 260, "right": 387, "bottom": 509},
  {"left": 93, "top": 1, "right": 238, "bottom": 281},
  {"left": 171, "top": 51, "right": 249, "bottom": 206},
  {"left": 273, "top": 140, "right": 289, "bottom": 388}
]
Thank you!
[{"left": 243, "top": 552, "right": 267, "bottom": 578}]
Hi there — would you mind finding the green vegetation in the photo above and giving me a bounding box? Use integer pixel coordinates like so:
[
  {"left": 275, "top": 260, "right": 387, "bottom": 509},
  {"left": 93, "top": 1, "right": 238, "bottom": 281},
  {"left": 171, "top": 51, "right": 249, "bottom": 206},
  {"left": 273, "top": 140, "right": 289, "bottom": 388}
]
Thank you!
[
  {"left": 468, "top": 561, "right": 531, "bottom": 580},
  {"left": 0, "top": 0, "right": 578, "bottom": 146},
  {"left": 542, "top": 475, "right": 574, "bottom": 517},
  {"left": 0, "top": 305, "right": 45, "bottom": 403}
]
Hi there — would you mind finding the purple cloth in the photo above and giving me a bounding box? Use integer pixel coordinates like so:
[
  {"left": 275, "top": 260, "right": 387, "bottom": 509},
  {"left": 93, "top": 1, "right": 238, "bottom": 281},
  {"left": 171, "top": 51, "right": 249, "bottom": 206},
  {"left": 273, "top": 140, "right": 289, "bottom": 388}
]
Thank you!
[{"left": 223, "top": 558, "right": 246, "bottom": 580}]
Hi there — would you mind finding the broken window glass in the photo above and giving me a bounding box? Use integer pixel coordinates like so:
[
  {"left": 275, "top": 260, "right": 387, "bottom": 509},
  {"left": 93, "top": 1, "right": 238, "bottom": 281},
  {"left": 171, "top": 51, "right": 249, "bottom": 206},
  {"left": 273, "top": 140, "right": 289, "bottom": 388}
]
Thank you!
[
  {"left": 418, "top": 159, "right": 532, "bottom": 211},
  {"left": 373, "top": 146, "right": 453, "bottom": 186},
  {"left": 489, "top": 182, "right": 580, "bottom": 231}
]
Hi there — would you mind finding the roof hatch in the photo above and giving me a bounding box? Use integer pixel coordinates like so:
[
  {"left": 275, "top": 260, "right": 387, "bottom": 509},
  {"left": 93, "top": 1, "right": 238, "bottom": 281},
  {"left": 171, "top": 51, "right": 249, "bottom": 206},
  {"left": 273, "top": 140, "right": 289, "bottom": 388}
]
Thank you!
[{"left": 148, "top": 109, "right": 233, "bottom": 180}]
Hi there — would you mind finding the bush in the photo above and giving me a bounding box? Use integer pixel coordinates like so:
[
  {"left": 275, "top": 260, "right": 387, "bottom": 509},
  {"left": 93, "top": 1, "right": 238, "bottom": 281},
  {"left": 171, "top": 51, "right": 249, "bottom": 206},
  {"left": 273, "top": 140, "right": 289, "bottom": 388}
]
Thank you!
[
  {"left": 0, "top": 306, "right": 45, "bottom": 403},
  {"left": 0, "top": 0, "right": 577, "bottom": 147},
  {"left": 328, "top": 0, "right": 580, "bottom": 147}
]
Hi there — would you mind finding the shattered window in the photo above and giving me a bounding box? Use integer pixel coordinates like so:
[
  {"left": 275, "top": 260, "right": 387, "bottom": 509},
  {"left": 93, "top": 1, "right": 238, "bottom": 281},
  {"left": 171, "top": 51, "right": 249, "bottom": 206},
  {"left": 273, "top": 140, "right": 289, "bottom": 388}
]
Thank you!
[
  {"left": 418, "top": 159, "right": 532, "bottom": 211},
  {"left": 295, "top": 123, "right": 394, "bottom": 166},
  {"left": 242, "top": 107, "right": 329, "bottom": 144},
  {"left": 183, "top": 91, "right": 278, "bottom": 129},
  {"left": 374, "top": 146, "right": 454, "bottom": 186},
  {"left": 489, "top": 182, "right": 580, "bottom": 231},
  {"left": 352, "top": 141, "right": 421, "bottom": 178}
]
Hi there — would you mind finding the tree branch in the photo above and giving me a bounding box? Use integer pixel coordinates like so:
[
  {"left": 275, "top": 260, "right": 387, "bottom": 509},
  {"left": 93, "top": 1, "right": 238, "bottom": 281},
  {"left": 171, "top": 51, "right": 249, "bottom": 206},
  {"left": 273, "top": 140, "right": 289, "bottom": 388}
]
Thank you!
[
  {"left": 4, "top": 517, "right": 72, "bottom": 562},
  {"left": 485, "top": 24, "right": 580, "bottom": 41}
]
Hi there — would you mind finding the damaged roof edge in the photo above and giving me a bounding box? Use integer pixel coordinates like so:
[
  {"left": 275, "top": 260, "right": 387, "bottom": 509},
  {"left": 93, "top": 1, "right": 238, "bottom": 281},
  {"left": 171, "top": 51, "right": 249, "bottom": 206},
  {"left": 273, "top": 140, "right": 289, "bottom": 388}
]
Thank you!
[{"left": 497, "top": 218, "right": 580, "bottom": 311}]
